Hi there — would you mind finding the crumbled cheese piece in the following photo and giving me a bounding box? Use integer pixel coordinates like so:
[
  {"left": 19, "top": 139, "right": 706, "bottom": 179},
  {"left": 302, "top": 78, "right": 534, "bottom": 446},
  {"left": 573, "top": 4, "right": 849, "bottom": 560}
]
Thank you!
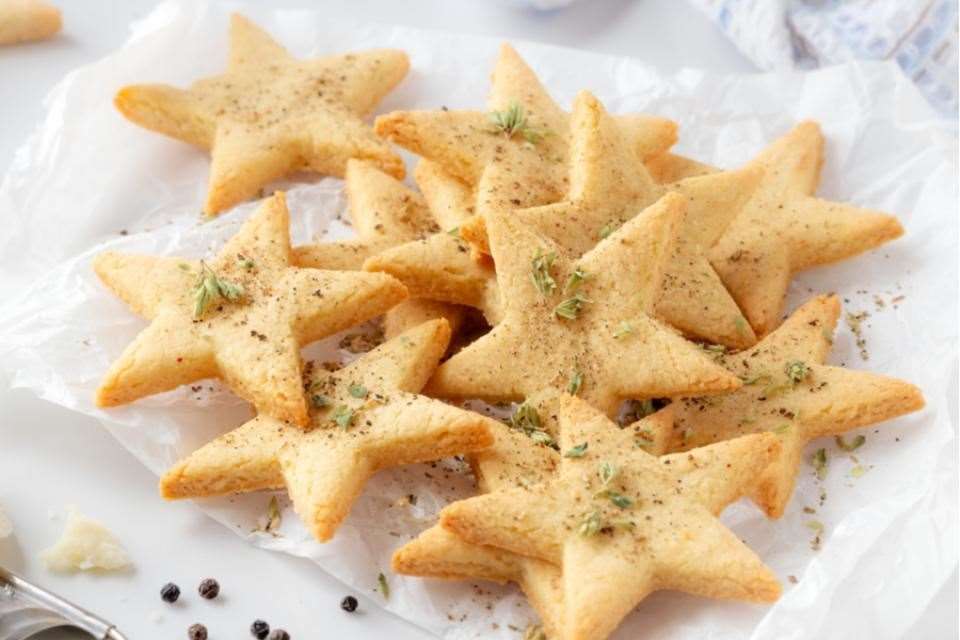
[
  {"left": 0, "top": 504, "right": 12, "bottom": 538},
  {"left": 40, "top": 508, "right": 131, "bottom": 572}
]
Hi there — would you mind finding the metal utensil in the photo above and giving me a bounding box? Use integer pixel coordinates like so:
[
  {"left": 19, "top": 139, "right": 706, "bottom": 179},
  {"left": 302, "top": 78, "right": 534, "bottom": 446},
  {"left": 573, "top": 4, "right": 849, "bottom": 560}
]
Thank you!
[{"left": 0, "top": 567, "right": 127, "bottom": 640}]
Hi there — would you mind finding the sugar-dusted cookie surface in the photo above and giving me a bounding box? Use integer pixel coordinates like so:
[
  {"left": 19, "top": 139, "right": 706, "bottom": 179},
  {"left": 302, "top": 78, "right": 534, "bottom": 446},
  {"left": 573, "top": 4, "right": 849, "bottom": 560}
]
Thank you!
[
  {"left": 424, "top": 193, "right": 742, "bottom": 416},
  {"left": 439, "top": 389, "right": 781, "bottom": 640},
  {"left": 160, "top": 319, "right": 493, "bottom": 542},
  {"left": 710, "top": 122, "right": 905, "bottom": 336},
  {"left": 662, "top": 294, "right": 924, "bottom": 517},
  {"left": 375, "top": 44, "right": 677, "bottom": 228},
  {"left": 0, "top": 0, "right": 61, "bottom": 45},
  {"left": 94, "top": 192, "right": 407, "bottom": 427},
  {"left": 490, "top": 91, "right": 760, "bottom": 348},
  {"left": 115, "top": 14, "right": 409, "bottom": 215}
]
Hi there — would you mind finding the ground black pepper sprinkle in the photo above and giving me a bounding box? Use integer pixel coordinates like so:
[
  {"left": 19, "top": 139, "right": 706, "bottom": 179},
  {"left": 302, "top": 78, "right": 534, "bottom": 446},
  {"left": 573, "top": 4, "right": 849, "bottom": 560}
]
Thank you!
[
  {"left": 268, "top": 630, "right": 290, "bottom": 640},
  {"left": 340, "top": 595, "right": 358, "bottom": 612},
  {"left": 188, "top": 623, "right": 208, "bottom": 640},
  {"left": 160, "top": 583, "right": 180, "bottom": 603},
  {"left": 250, "top": 620, "right": 270, "bottom": 639},
  {"left": 198, "top": 578, "right": 220, "bottom": 599}
]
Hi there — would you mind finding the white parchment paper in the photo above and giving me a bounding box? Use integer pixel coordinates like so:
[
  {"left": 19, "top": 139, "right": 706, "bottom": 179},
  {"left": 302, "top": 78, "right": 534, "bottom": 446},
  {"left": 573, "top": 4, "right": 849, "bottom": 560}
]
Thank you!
[{"left": 0, "top": 2, "right": 957, "bottom": 638}]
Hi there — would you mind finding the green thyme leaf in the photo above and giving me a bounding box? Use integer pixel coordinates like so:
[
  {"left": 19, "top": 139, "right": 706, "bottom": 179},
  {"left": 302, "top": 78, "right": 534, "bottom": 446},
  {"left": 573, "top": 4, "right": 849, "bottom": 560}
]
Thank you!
[
  {"left": 178, "top": 263, "right": 191, "bottom": 271},
  {"left": 606, "top": 491, "right": 632, "bottom": 509},
  {"left": 740, "top": 373, "right": 772, "bottom": 386},
  {"left": 530, "top": 249, "right": 557, "bottom": 296},
  {"left": 529, "top": 430, "right": 557, "bottom": 448},
  {"left": 785, "top": 360, "right": 811, "bottom": 385},
  {"left": 311, "top": 394, "right": 329, "bottom": 408},
  {"left": 332, "top": 404, "right": 354, "bottom": 430},
  {"left": 488, "top": 101, "right": 542, "bottom": 143},
  {"left": 811, "top": 448, "right": 828, "bottom": 480},
  {"left": 447, "top": 226, "right": 460, "bottom": 238},
  {"left": 577, "top": 511, "right": 602, "bottom": 537},
  {"left": 598, "top": 461, "right": 617, "bottom": 486},
  {"left": 348, "top": 383, "right": 368, "bottom": 399},
  {"left": 192, "top": 261, "right": 245, "bottom": 319},
  {"left": 567, "top": 368, "right": 584, "bottom": 396},
  {"left": 613, "top": 321, "right": 633, "bottom": 339},
  {"left": 835, "top": 434, "right": 865, "bottom": 451},
  {"left": 564, "top": 267, "right": 588, "bottom": 292},
  {"left": 564, "top": 442, "right": 588, "bottom": 458},
  {"left": 509, "top": 402, "right": 541, "bottom": 432},
  {"left": 599, "top": 220, "right": 620, "bottom": 239},
  {"left": 554, "top": 292, "right": 589, "bottom": 320},
  {"left": 265, "top": 495, "right": 281, "bottom": 533},
  {"left": 377, "top": 572, "right": 390, "bottom": 600},
  {"left": 237, "top": 255, "right": 255, "bottom": 270}
]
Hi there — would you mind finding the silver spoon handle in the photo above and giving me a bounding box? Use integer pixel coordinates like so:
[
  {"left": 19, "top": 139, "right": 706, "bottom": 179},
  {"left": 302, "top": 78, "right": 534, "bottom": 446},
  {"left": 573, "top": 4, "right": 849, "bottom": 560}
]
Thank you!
[{"left": 0, "top": 567, "right": 127, "bottom": 640}]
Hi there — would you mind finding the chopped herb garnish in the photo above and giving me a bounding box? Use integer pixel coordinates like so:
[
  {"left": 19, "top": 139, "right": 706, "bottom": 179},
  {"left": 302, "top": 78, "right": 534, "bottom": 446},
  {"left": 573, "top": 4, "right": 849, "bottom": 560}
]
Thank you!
[
  {"left": 530, "top": 249, "right": 557, "bottom": 296},
  {"left": 447, "top": 227, "right": 460, "bottom": 238},
  {"left": 564, "top": 442, "right": 588, "bottom": 458},
  {"left": 554, "top": 292, "right": 589, "bottom": 320},
  {"left": 529, "top": 430, "right": 557, "bottom": 448},
  {"left": 613, "top": 321, "right": 633, "bottom": 339},
  {"left": 522, "top": 624, "right": 546, "bottom": 640},
  {"left": 740, "top": 373, "right": 772, "bottom": 386},
  {"left": 265, "top": 495, "right": 281, "bottom": 533},
  {"left": 332, "top": 405, "right": 354, "bottom": 430},
  {"left": 598, "top": 220, "right": 620, "bottom": 239},
  {"left": 509, "top": 402, "right": 541, "bottom": 432},
  {"left": 311, "top": 394, "right": 329, "bottom": 408},
  {"left": 772, "top": 424, "right": 791, "bottom": 435},
  {"left": 577, "top": 511, "right": 602, "bottom": 537},
  {"left": 192, "top": 261, "right": 244, "bottom": 319},
  {"left": 850, "top": 464, "right": 868, "bottom": 478},
  {"left": 734, "top": 316, "right": 749, "bottom": 335},
  {"left": 835, "top": 434, "right": 865, "bottom": 451},
  {"left": 785, "top": 360, "right": 811, "bottom": 385},
  {"left": 605, "top": 491, "right": 632, "bottom": 509},
  {"left": 564, "top": 267, "right": 588, "bottom": 292},
  {"left": 811, "top": 448, "right": 828, "bottom": 480},
  {"left": 598, "top": 461, "right": 617, "bottom": 486},
  {"left": 377, "top": 572, "right": 390, "bottom": 600},
  {"left": 567, "top": 368, "right": 584, "bottom": 396},
  {"left": 488, "top": 101, "right": 542, "bottom": 143},
  {"left": 348, "top": 383, "right": 368, "bottom": 399},
  {"left": 178, "top": 263, "right": 191, "bottom": 271},
  {"left": 237, "top": 255, "right": 255, "bottom": 270}
]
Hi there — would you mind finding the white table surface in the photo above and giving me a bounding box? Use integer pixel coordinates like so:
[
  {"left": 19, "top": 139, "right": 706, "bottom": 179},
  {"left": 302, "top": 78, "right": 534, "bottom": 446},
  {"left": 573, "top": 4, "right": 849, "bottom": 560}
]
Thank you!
[{"left": 0, "top": 1, "right": 955, "bottom": 639}]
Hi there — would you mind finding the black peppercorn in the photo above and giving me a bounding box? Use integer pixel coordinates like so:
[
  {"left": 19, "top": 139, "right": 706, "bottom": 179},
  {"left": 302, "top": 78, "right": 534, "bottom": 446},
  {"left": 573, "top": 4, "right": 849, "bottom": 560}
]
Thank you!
[
  {"left": 188, "top": 623, "right": 208, "bottom": 640},
  {"left": 198, "top": 578, "right": 220, "bottom": 600},
  {"left": 250, "top": 620, "right": 270, "bottom": 639},
  {"left": 267, "top": 630, "right": 290, "bottom": 640},
  {"left": 340, "top": 595, "right": 358, "bottom": 612},
  {"left": 160, "top": 583, "right": 181, "bottom": 603}
]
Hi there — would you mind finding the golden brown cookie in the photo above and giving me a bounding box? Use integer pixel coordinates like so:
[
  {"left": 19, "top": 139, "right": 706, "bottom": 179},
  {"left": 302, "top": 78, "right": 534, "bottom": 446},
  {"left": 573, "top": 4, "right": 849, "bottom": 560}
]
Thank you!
[
  {"left": 115, "top": 14, "right": 409, "bottom": 215},
  {"left": 160, "top": 319, "right": 493, "bottom": 542},
  {"left": 423, "top": 193, "right": 742, "bottom": 416},
  {"left": 662, "top": 294, "right": 924, "bottom": 517},
  {"left": 94, "top": 192, "right": 407, "bottom": 427},
  {"left": 710, "top": 122, "right": 905, "bottom": 336},
  {"left": 439, "top": 389, "right": 781, "bottom": 640},
  {"left": 0, "top": 0, "right": 61, "bottom": 45},
  {"left": 374, "top": 43, "right": 677, "bottom": 228}
]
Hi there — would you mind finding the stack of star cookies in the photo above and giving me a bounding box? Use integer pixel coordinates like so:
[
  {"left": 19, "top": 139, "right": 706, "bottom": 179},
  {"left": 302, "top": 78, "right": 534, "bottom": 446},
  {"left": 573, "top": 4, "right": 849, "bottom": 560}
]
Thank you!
[{"left": 98, "top": 14, "right": 924, "bottom": 640}]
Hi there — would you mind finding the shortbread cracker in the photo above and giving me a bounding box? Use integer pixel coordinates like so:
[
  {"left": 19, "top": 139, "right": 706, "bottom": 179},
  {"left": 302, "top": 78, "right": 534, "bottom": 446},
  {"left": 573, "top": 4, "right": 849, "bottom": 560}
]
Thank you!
[
  {"left": 710, "top": 122, "right": 905, "bottom": 336},
  {"left": 424, "top": 194, "right": 741, "bottom": 416},
  {"left": 160, "top": 319, "right": 493, "bottom": 542},
  {"left": 662, "top": 295, "right": 924, "bottom": 517},
  {"left": 292, "top": 159, "right": 466, "bottom": 340},
  {"left": 115, "top": 14, "right": 408, "bottom": 215},
  {"left": 440, "top": 390, "right": 781, "bottom": 640},
  {"left": 375, "top": 43, "right": 677, "bottom": 227},
  {"left": 94, "top": 192, "right": 406, "bottom": 427},
  {"left": 0, "top": 0, "right": 60, "bottom": 45}
]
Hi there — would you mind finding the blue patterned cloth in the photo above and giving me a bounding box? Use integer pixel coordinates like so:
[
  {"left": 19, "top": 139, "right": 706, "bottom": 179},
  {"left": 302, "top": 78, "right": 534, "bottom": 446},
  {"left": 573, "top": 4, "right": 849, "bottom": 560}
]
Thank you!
[{"left": 689, "top": 0, "right": 958, "bottom": 115}]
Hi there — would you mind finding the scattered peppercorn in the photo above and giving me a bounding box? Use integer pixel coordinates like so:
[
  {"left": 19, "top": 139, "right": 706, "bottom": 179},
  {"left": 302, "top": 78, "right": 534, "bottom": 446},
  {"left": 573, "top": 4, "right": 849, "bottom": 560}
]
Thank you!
[
  {"left": 340, "top": 595, "right": 358, "bottom": 612},
  {"left": 250, "top": 620, "right": 270, "bottom": 639},
  {"left": 161, "top": 583, "right": 181, "bottom": 603},
  {"left": 268, "top": 630, "right": 290, "bottom": 640},
  {"left": 198, "top": 578, "right": 220, "bottom": 600},
  {"left": 188, "top": 623, "right": 208, "bottom": 640}
]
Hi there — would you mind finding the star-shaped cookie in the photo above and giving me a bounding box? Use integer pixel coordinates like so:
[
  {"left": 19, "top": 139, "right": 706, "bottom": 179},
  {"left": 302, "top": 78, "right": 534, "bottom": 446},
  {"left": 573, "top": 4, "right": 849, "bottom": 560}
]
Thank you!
[
  {"left": 160, "top": 318, "right": 494, "bottom": 542},
  {"left": 423, "top": 193, "right": 742, "bottom": 416},
  {"left": 94, "top": 192, "right": 407, "bottom": 427},
  {"left": 710, "top": 122, "right": 905, "bottom": 336},
  {"left": 662, "top": 294, "right": 925, "bottom": 517},
  {"left": 483, "top": 91, "right": 761, "bottom": 348},
  {"left": 115, "top": 14, "right": 409, "bottom": 215},
  {"left": 394, "top": 396, "right": 779, "bottom": 639},
  {"left": 374, "top": 43, "right": 677, "bottom": 226},
  {"left": 438, "top": 389, "right": 781, "bottom": 640},
  {"left": 291, "top": 158, "right": 466, "bottom": 339}
]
